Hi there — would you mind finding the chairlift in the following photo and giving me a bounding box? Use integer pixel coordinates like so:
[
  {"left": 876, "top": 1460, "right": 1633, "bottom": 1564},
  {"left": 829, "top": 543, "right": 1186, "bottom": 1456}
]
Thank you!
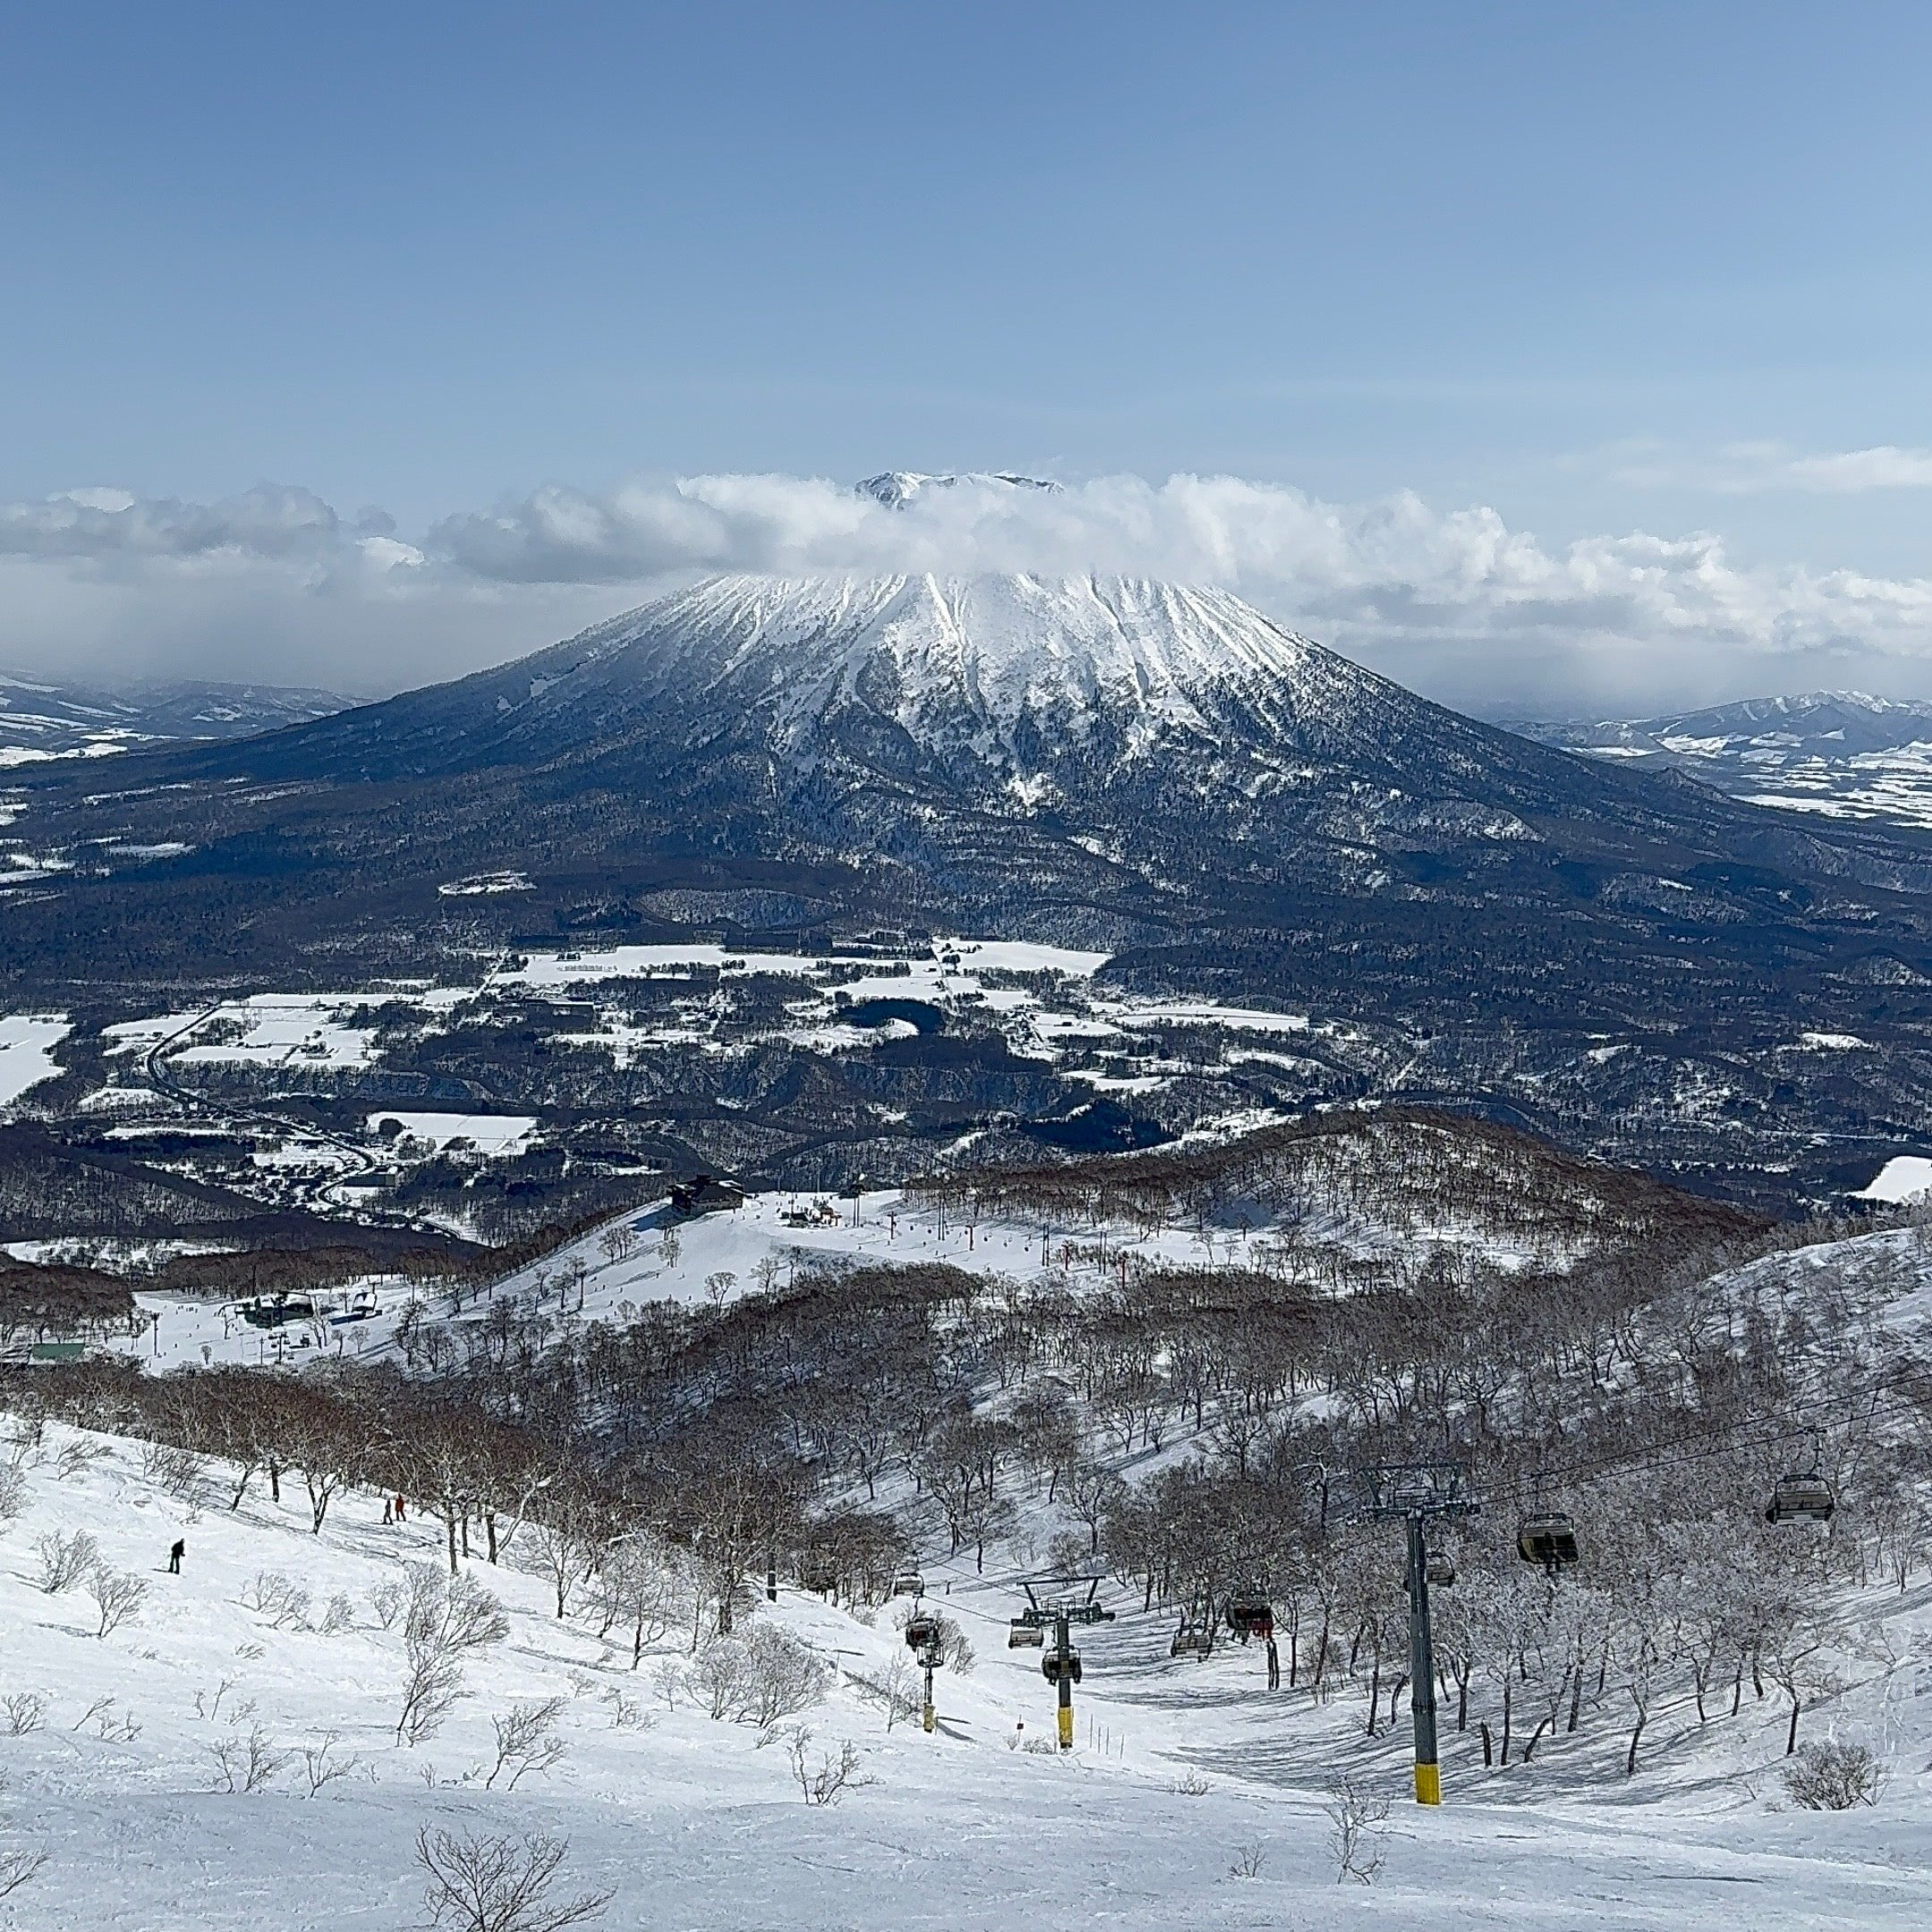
[
  {"left": 1064, "top": 1579, "right": 1117, "bottom": 1625},
  {"left": 1517, "top": 1511, "right": 1580, "bottom": 1571},
  {"left": 904, "top": 1613, "right": 942, "bottom": 1652},
  {"left": 1425, "top": 1551, "right": 1455, "bottom": 1588},
  {"left": 1766, "top": 1470, "right": 1835, "bottom": 1525},
  {"left": 1009, "top": 1619, "right": 1046, "bottom": 1648},
  {"left": 891, "top": 1571, "right": 925, "bottom": 1598},
  {"left": 1041, "top": 1648, "right": 1083, "bottom": 1684},
  {"left": 1224, "top": 1594, "right": 1273, "bottom": 1642},
  {"left": 1170, "top": 1590, "right": 1214, "bottom": 1658}
]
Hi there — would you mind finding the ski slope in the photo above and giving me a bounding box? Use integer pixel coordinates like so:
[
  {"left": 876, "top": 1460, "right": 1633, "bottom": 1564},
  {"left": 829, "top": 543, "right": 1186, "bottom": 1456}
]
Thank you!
[{"left": 0, "top": 1421, "right": 1926, "bottom": 1930}]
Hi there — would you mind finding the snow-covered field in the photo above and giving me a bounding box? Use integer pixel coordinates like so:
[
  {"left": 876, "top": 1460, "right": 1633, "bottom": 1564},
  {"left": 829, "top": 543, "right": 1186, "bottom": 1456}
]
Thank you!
[
  {"left": 1857, "top": 1157, "right": 1932, "bottom": 1204},
  {"left": 91, "top": 935, "right": 1312, "bottom": 1111},
  {"left": 0, "top": 1014, "right": 70, "bottom": 1108},
  {"left": 0, "top": 1419, "right": 1926, "bottom": 1931},
  {"left": 363, "top": 1113, "right": 538, "bottom": 1157}
]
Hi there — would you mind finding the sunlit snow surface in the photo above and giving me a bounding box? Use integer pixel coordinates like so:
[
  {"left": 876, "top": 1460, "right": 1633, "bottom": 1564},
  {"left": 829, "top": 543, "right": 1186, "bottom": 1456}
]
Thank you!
[
  {"left": 361, "top": 1111, "right": 537, "bottom": 1155},
  {"left": 1856, "top": 1155, "right": 1932, "bottom": 1203},
  {"left": 2, "top": 1402, "right": 1928, "bottom": 1932},
  {"left": 0, "top": 1011, "right": 71, "bottom": 1106}
]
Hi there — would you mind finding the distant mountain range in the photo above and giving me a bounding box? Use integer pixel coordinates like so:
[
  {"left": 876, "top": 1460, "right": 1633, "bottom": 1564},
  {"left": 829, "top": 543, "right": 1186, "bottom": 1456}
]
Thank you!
[
  {"left": 0, "top": 671, "right": 349, "bottom": 765},
  {"left": 1508, "top": 691, "right": 1932, "bottom": 829},
  {"left": 9, "top": 568, "right": 1932, "bottom": 1199}
]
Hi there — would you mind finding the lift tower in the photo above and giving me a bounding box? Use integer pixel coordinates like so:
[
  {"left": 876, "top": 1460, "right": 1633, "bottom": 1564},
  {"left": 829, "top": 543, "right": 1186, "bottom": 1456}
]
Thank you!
[
  {"left": 1362, "top": 1463, "right": 1475, "bottom": 1807},
  {"left": 1010, "top": 1577, "right": 1108, "bottom": 1751},
  {"left": 1053, "top": 1605, "right": 1074, "bottom": 1750}
]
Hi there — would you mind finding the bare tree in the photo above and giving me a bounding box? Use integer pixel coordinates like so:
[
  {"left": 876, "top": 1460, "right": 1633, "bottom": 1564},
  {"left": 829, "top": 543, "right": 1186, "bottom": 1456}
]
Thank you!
[
  {"left": 1784, "top": 1741, "right": 1883, "bottom": 1809},
  {"left": 395, "top": 1563, "right": 507, "bottom": 1745},
  {"left": 514, "top": 1488, "right": 605, "bottom": 1620},
  {"left": 693, "top": 1624, "right": 830, "bottom": 1724},
  {"left": 241, "top": 1570, "right": 312, "bottom": 1630},
  {"left": 591, "top": 1536, "right": 685, "bottom": 1666},
  {"left": 784, "top": 1727, "right": 874, "bottom": 1806},
  {"left": 487, "top": 1698, "right": 568, "bottom": 1791},
  {"left": 395, "top": 1646, "right": 464, "bottom": 1748},
  {"left": 34, "top": 1528, "right": 98, "bottom": 1593},
  {"left": 1766, "top": 1609, "right": 1837, "bottom": 1757},
  {"left": 283, "top": 1385, "right": 362, "bottom": 1534},
  {"left": 0, "top": 1848, "right": 48, "bottom": 1901},
  {"left": 86, "top": 1565, "right": 148, "bottom": 1638},
  {"left": 2, "top": 1694, "right": 46, "bottom": 1735},
  {"left": 1324, "top": 1773, "right": 1390, "bottom": 1884},
  {"left": 298, "top": 1731, "right": 364, "bottom": 1796},
  {"left": 208, "top": 1724, "right": 291, "bottom": 1793},
  {"left": 414, "top": 1828, "right": 611, "bottom": 1932},
  {"left": 1061, "top": 1461, "right": 1123, "bottom": 1557}
]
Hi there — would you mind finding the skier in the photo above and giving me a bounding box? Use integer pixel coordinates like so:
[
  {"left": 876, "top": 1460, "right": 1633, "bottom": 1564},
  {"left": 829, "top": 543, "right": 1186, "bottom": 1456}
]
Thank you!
[
  {"left": 382, "top": 1497, "right": 393, "bottom": 1524},
  {"left": 1266, "top": 1637, "right": 1281, "bottom": 1691},
  {"left": 394, "top": 1494, "right": 407, "bottom": 1521},
  {"left": 167, "top": 1539, "right": 184, "bottom": 1574}
]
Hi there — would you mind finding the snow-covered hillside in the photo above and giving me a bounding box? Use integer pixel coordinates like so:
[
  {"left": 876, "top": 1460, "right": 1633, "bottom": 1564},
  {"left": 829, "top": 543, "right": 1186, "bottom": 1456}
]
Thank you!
[
  {"left": 1511, "top": 690, "right": 1932, "bottom": 829},
  {"left": 3, "top": 1416, "right": 1929, "bottom": 1931},
  {"left": 0, "top": 672, "right": 347, "bottom": 767},
  {"left": 488, "top": 571, "right": 1359, "bottom": 779}
]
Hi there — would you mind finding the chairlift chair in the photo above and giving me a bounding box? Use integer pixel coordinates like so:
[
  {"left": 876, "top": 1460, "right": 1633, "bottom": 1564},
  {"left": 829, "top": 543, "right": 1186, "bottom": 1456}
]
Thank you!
[
  {"left": 1009, "top": 1619, "right": 1046, "bottom": 1648},
  {"left": 904, "top": 1613, "right": 942, "bottom": 1652},
  {"left": 891, "top": 1571, "right": 925, "bottom": 1598},
  {"left": 1225, "top": 1595, "right": 1273, "bottom": 1642},
  {"left": 1425, "top": 1551, "right": 1456, "bottom": 1588},
  {"left": 1517, "top": 1511, "right": 1580, "bottom": 1570},
  {"left": 1041, "top": 1649, "right": 1083, "bottom": 1684},
  {"left": 1766, "top": 1470, "right": 1835, "bottom": 1525}
]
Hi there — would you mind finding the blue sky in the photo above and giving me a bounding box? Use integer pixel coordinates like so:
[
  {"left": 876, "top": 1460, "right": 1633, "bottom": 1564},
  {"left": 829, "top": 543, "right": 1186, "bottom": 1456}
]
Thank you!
[{"left": 4, "top": 2, "right": 1931, "bottom": 710}]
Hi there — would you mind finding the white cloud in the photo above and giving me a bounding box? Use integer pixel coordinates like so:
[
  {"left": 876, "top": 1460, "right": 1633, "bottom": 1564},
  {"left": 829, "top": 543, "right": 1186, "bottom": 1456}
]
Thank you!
[
  {"left": 0, "top": 482, "right": 345, "bottom": 563},
  {"left": 1613, "top": 441, "right": 1932, "bottom": 495},
  {"left": 1771, "top": 446, "right": 1932, "bottom": 491},
  {"left": 4, "top": 471, "right": 1932, "bottom": 714}
]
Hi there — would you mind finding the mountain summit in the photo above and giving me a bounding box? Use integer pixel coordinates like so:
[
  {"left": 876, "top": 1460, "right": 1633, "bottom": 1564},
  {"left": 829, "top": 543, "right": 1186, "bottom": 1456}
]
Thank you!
[
  {"left": 855, "top": 472, "right": 1061, "bottom": 507},
  {"left": 450, "top": 573, "right": 1365, "bottom": 777}
]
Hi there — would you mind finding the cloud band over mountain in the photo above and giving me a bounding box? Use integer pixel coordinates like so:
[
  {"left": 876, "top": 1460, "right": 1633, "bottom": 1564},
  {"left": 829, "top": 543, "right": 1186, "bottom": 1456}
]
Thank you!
[{"left": 5, "top": 471, "right": 1932, "bottom": 716}]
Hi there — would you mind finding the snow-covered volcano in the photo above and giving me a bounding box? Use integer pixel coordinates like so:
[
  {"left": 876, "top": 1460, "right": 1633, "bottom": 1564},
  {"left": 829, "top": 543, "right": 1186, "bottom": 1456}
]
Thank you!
[
  {"left": 489, "top": 572, "right": 1377, "bottom": 774},
  {"left": 23, "top": 557, "right": 1932, "bottom": 1171}
]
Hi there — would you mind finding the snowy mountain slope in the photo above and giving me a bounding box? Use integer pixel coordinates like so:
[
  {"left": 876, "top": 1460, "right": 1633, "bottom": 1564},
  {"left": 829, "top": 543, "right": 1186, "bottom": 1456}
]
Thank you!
[
  {"left": 1519, "top": 691, "right": 1932, "bottom": 762},
  {"left": 855, "top": 471, "right": 1062, "bottom": 507},
  {"left": 0, "top": 673, "right": 348, "bottom": 766},
  {"left": 1511, "top": 691, "right": 1932, "bottom": 829},
  {"left": 156, "top": 569, "right": 1565, "bottom": 803},
  {"left": 4, "top": 1410, "right": 1930, "bottom": 1931}
]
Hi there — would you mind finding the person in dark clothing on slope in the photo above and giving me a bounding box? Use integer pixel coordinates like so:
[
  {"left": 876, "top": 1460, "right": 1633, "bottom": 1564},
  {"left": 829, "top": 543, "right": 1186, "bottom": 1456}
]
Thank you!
[{"left": 167, "top": 1539, "right": 184, "bottom": 1574}]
